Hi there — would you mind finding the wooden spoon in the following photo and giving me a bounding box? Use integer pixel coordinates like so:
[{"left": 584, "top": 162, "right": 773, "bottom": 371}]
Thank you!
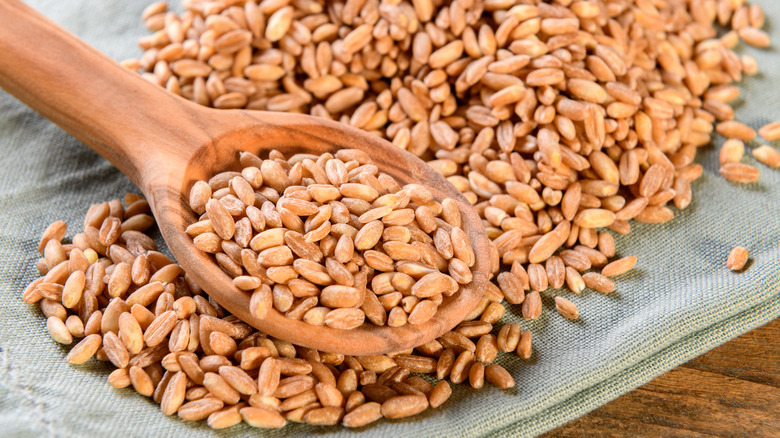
[{"left": 0, "top": 0, "right": 489, "bottom": 355}]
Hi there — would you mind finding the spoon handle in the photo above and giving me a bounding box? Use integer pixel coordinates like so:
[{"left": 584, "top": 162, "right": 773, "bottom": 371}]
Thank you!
[{"left": 0, "top": 0, "right": 206, "bottom": 189}]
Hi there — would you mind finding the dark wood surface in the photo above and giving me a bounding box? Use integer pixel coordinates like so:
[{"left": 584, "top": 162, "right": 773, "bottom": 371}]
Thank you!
[{"left": 544, "top": 318, "right": 780, "bottom": 437}]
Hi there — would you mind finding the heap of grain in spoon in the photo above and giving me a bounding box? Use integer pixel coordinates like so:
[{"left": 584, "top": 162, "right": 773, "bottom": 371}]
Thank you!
[{"left": 187, "top": 148, "right": 475, "bottom": 329}]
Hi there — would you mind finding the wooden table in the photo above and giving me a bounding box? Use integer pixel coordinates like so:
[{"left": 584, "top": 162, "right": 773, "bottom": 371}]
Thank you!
[{"left": 544, "top": 318, "right": 780, "bottom": 437}]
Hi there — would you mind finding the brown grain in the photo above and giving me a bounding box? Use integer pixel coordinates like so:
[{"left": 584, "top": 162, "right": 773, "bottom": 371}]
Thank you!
[
  {"left": 726, "top": 247, "right": 749, "bottom": 271},
  {"left": 178, "top": 398, "right": 225, "bottom": 422},
  {"left": 240, "top": 406, "right": 286, "bottom": 429},
  {"left": 582, "top": 272, "right": 617, "bottom": 294},
  {"left": 22, "top": 0, "right": 777, "bottom": 430},
  {"left": 497, "top": 324, "right": 521, "bottom": 353},
  {"left": 716, "top": 121, "right": 757, "bottom": 141},
  {"left": 720, "top": 139, "right": 745, "bottom": 165},
  {"left": 752, "top": 146, "right": 780, "bottom": 168},
  {"left": 189, "top": 150, "right": 473, "bottom": 330},
  {"left": 601, "top": 256, "right": 638, "bottom": 277},
  {"left": 381, "top": 394, "right": 429, "bottom": 419},
  {"left": 66, "top": 333, "right": 101, "bottom": 364},
  {"left": 554, "top": 297, "right": 579, "bottom": 320},
  {"left": 517, "top": 330, "right": 533, "bottom": 359},
  {"left": 522, "top": 291, "right": 542, "bottom": 320},
  {"left": 484, "top": 364, "right": 515, "bottom": 389},
  {"left": 758, "top": 122, "right": 780, "bottom": 141},
  {"left": 719, "top": 162, "right": 761, "bottom": 183},
  {"left": 160, "top": 371, "right": 188, "bottom": 415},
  {"left": 342, "top": 402, "right": 382, "bottom": 427},
  {"left": 429, "top": 380, "right": 452, "bottom": 408}
]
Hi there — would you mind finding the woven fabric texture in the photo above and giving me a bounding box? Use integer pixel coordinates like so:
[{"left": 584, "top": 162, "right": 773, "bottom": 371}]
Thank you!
[{"left": 1, "top": 1, "right": 778, "bottom": 437}]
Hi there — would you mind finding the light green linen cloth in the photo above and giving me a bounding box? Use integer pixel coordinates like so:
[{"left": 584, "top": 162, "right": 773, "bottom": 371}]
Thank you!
[{"left": 1, "top": 1, "right": 778, "bottom": 437}]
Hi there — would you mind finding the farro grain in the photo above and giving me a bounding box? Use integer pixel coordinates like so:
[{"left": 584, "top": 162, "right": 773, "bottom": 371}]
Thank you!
[
  {"left": 436, "top": 348, "right": 455, "bottom": 380},
  {"left": 738, "top": 27, "right": 770, "bottom": 47},
  {"left": 83, "top": 310, "right": 102, "bottom": 336},
  {"left": 240, "top": 406, "right": 287, "bottom": 428},
  {"left": 564, "top": 267, "right": 585, "bottom": 294},
  {"left": 554, "top": 297, "right": 579, "bottom": 320},
  {"left": 720, "top": 139, "right": 745, "bottom": 165},
  {"left": 527, "top": 264, "right": 548, "bottom": 292},
  {"left": 545, "top": 256, "right": 565, "bottom": 289},
  {"left": 716, "top": 121, "right": 757, "bottom": 141},
  {"left": 480, "top": 302, "right": 505, "bottom": 325},
  {"left": 210, "top": 331, "right": 237, "bottom": 357},
  {"left": 528, "top": 220, "right": 570, "bottom": 264},
  {"left": 752, "top": 145, "right": 780, "bottom": 168},
  {"left": 20, "top": 0, "right": 779, "bottom": 429},
  {"left": 582, "top": 272, "right": 616, "bottom": 294},
  {"left": 178, "top": 398, "right": 225, "bottom": 422},
  {"left": 758, "top": 122, "right": 780, "bottom": 141},
  {"left": 304, "top": 406, "right": 344, "bottom": 425},
  {"left": 61, "top": 270, "right": 85, "bottom": 309},
  {"left": 517, "top": 330, "right": 533, "bottom": 359},
  {"left": 38, "top": 221, "right": 67, "bottom": 254},
  {"left": 102, "top": 331, "right": 129, "bottom": 368},
  {"left": 634, "top": 206, "right": 675, "bottom": 224},
  {"left": 342, "top": 402, "right": 382, "bottom": 427},
  {"left": 382, "top": 394, "right": 429, "bottom": 419},
  {"left": 597, "top": 233, "right": 616, "bottom": 259},
  {"left": 423, "top": 380, "right": 451, "bottom": 408},
  {"left": 66, "top": 334, "right": 102, "bottom": 365},
  {"left": 522, "top": 291, "right": 542, "bottom": 320},
  {"left": 118, "top": 312, "right": 144, "bottom": 355},
  {"left": 601, "top": 256, "right": 638, "bottom": 277},
  {"left": 107, "top": 368, "right": 131, "bottom": 388},
  {"left": 204, "top": 372, "right": 242, "bottom": 405},
  {"left": 129, "top": 365, "right": 155, "bottom": 397},
  {"left": 208, "top": 406, "right": 243, "bottom": 429},
  {"left": 719, "top": 162, "right": 761, "bottom": 183},
  {"left": 469, "top": 362, "right": 485, "bottom": 389},
  {"left": 144, "top": 310, "right": 178, "bottom": 347},
  {"left": 726, "top": 247, "right": 749, "bottom": 271},
  {"left": 484, "top": 364, "right": 515, "bottom": 389},
  {"left": 455, "top": 321, "right": 492, "bottom": 339},
  {"left": 65, "top": 314, "right": 84, "bottom": 337},
  {"left": 342, "top": 389, "right": 364, "bottom": 412},
  {"left": 475, "top": 334, "right": 499, "bottom": 365},
  {"left": 496, "top": 272, "right": 525, "bottom": 305}
]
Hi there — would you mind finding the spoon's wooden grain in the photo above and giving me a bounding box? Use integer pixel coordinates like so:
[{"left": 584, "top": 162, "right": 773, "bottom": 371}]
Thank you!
[{"left": 0, "top": 0, "right": 490, "bottom": 355}]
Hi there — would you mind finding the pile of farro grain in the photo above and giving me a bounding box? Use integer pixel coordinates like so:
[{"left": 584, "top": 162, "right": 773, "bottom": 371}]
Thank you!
[
  {"left": 120, "top": 0, "right": 779, "bottom": 322},
  {"left": 22, "top": 0, "right": 779, "bottom": 430},
  {"left": 187, "top": 148, "right": 476, "bottom": 329},
  {"left": 25, "top": 195, "right": 515, "bottom": 428}
]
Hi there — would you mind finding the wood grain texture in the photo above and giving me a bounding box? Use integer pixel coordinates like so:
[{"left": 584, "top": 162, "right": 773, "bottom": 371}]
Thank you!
[
  {"left": 544, "top": 318, "right": 780, "bottom": 437},
  {"left": 0, "top": 0, "right": 490, "bottom": 355}
]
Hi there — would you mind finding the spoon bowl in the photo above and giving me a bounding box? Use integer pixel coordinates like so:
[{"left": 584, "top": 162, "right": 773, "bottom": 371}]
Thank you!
[
  {"left": 162, "top": 111, "right": 492, "bottom": 354},
  {"left": 0, "top": 0, "right": 490, "bottom": 354}
]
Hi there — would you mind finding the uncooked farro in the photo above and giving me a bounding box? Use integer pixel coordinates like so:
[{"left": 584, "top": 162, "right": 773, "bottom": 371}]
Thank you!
[
  {"left": 719, "top": 139, "right": 746, "bottom": 165},
  {"left": 752, "top": 145, "right": 780, "bottom": 168},
  {"left": 19, "top": 0, "right": 780, "bottom": 431},
  {"left": 582, "top": 272, "right": 617, "bottom": 294},
  {"left": 719, "top": 162, "right": 761, "bottom": 183},
  {"left": 187, "top": 150, "right": 473, "bottom": 330},
  {"left": 716, "top": 121, "right": 757, "bottom": 142},
  {"left": 601, "top": 256, "right": 638, "bottom": 278},
  {"left": 517, "top": 330, "right": 533, "bottom": 359},
  {"left": 726, "top": 246, "right": 750, "bottom": 271},
  {"left": 758, "top": 122, "right": 780, "bottom": 141},
  {"left": 554, "top": 297, "right": 579, "bottom": 320}
]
